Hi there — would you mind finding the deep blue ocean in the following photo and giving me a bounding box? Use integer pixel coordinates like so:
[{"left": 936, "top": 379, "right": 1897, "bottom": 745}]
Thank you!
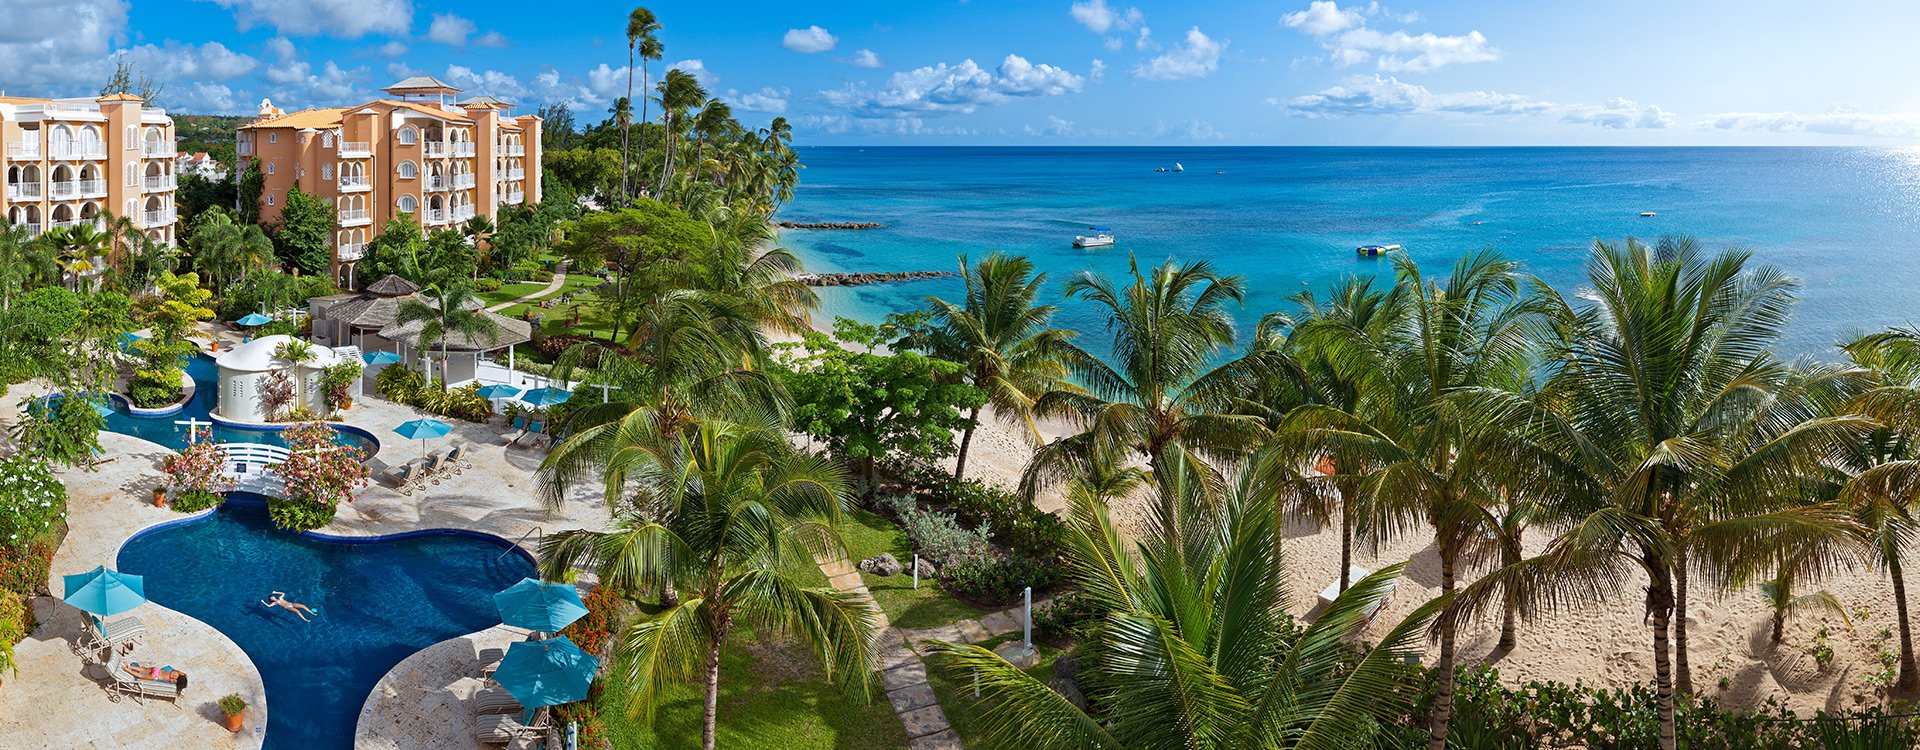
[{"left": 778, "top": 147, "right": 1920, "bottom": 358}]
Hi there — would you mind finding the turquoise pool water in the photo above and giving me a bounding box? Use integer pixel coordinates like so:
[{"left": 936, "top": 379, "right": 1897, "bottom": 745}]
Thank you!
[
  {"left": 117, "top": 494, "right": 535, "bottom": 749},
  {"left": 101, "top": 354, "right": 378, "bottom": 453}
]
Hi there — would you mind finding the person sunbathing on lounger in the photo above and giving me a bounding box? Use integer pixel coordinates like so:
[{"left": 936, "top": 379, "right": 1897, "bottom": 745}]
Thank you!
[{"left": 261, "top": 591, "right": 318, "bottom": 621}]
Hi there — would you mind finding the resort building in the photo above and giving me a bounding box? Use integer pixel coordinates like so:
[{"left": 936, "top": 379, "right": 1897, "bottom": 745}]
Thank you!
[
  {"left": 174, "top": 151, "right": 222, "bottom": 180},
  {"left": 309, "top": 274, "right": 532, "bottom": 386},
  {"left": 236, "top": 77, "right": 543, "bottom": 288},
  {"left": 0, "top": 93, "right": 179, "bottom": 247},
  {"left": 212, "top": 334, "right": 355, "bottom": 423}
]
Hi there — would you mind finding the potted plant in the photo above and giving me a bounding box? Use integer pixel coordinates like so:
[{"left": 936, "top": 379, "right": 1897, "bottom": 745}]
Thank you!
[
  {"left": 151, "top": 485, "right": 167, "bottom": 508},
  {"left": 219, "top": 693, "right": 246, "bottom": 731}
]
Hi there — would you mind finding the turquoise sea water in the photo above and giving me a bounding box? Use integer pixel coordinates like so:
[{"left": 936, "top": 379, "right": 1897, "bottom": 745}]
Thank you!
[{"left": 778, "top": 147, "right": 1920, "bottom": 357}]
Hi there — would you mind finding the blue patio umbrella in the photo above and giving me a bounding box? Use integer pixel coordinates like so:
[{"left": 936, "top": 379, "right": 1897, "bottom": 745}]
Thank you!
[
  {"left": 494, "top": 636, "right": 599, "bottom": 708},
  {"left": 475, "top": 384, "right": 524, "bottom": 400},
  {"left": 236, "top": 312, "right": 274, "bottom": 327},
  {"left": 363, "top": 350, "right": 403, "bottom": 366},
  {"left": 493, "top": 578, "right": 588, "bottom": 633},
  {"left": 393, "top": 418, "right": 453, "bottom": 461},
  {"left": 63, "top": 566, "right": 147, "bottom": 617},
  {"left": 518, "top": 387, "right": 572, "bottom": 409}
]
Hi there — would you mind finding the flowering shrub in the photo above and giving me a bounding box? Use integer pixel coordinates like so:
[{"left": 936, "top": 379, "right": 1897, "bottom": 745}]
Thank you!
[
  {"left": 267, "top": 422, "right": 369, "bottom": 531},
  {"left": 560, "top": 585, "right": 623, "bottom": 657},
  {"left": 161, "top": 442, "right": 236, "bottom": 497},
  {"left": 0, "top": 535, "right": 56, "bottom": 596},
  {"left": 0, "top": 455, "right": 66, "bottom": 547}
]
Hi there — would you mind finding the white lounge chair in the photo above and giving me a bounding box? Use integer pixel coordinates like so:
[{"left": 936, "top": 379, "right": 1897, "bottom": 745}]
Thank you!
[
  {"left": 106, "top": 657, "right": 179, "bottom": 705},
  {"left": 1317, "top": 565, "right": 1395, "bottom": 620},
  {"left": 475, "top": 710, "right": 546, "bottom": 745},
  {"left": 422, "top": 452, "right": 449, "bottom": 485},
  {"left": 387, "top": 462, "right": 419, "bottom": 495},
  {"left": 447, "top": 443, "right": 471, "bottom": 471},
  {"left": 83, "top": 615, "right": 147, "bottom": 655}
]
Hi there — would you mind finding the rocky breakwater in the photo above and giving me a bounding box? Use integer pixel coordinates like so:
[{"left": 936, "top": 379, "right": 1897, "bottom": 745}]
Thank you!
[
  {"left": 776, "top": 221, "right": 885, "bottom": 229},
  {"left": 795, "top": 270, "right": 956, "bottom": 286}
]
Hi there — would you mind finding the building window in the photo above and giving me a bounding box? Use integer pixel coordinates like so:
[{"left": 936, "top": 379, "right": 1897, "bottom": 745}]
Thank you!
[
  {"left": 322, "top": 164, "right": 333, "bottom": 180},
  {"left": 266, "top": 194, "right": 276, "bottom": 206},
  {"left": 268, "top": 133, "right": 277, "bottom": 144},
  {"left": 398, "top": 195, "right": 417, "bottom": 213},
  {"left": 125, "top": 163, "right": 137, "bottom": 186},
  {"left": 266, "top": 163, "right": 275, "bottom": 175},
  {"left": 125, "top": 126, "right": 136, "bottom": 147},
  {"left": 398, "top": 161, "right": 417, "bottom": 179},
  {"left": 322, "top": 133, "right": 333, "bottom": 147},
  {"left": 398, "top": 127, "right": 417, "bottom": 145},
  {"left": 125, "top": 199, "right": 136, "bottom": 216}
]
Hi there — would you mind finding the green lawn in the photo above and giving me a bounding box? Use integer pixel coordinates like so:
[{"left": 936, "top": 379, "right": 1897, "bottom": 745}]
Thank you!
[
  {"left": 597, "top": 630, "right": 909, "bottom": 750},
  {"left": 493, "top": 274, "right": 619, "bottom": 337},
  {"left": 925, "top": 633, "right": 1066, "bottom": 750},
  {"left": 838, "top": 508, "right": 988, "bottom": 630},
  {"left": 476, "top": 281, "right": 551, "bottom": 306}
]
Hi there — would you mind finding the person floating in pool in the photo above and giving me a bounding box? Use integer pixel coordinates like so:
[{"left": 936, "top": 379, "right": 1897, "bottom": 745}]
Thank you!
[{"left": 261, "top": 591, "right": 318, "bottom": 622}]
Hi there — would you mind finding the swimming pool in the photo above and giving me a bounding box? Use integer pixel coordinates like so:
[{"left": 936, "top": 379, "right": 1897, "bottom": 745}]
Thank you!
[
  {"left": 117, "top": 494, "right": 535, "bottom": 749},
  {"left": 101, "top": 354, "right": 380, "bottom": 454}
]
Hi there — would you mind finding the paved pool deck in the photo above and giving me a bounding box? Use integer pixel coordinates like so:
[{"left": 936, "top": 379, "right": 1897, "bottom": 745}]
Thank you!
[{"left": 0, "top": 380, "right": 611, "bottom": 750}]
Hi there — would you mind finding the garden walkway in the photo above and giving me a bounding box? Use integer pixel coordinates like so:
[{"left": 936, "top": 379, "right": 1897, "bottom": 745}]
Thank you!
[
  {"left": 816, "top": 557, "right": 1049, "bottom": 750},
  {"left": 483, "top": 261, "right": 571, "bottom": 312}
]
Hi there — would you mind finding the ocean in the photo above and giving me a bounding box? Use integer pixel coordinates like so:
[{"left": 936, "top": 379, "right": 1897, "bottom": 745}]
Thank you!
[{"left": 776, "top": 146, "right": 1920, "bottom": 358}]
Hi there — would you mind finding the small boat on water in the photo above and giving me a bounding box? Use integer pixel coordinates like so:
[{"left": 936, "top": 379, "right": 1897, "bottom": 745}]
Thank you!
[
  {"left": 1154, "top": 167, "right": 1168, "bottom": 173},
  {"left": 1074, "top": 228, "right": 1116, "bottom": 248},
  {"left": 1172, "top": 162, "right": 1185, "bottom": 172},
  {"left": 1640, "top": 211, "right": 1658, "bottom": 217},
  {"left": 1355, "top": 244, "right": 1402, "bottom": 257}
]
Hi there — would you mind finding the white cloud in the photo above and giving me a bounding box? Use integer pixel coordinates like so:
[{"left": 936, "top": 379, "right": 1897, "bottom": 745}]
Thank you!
[
  {"left": 0, "top": 0, "right": 126, "bottom": 91},
  {"left": 584, "top": 64, "right": 631, "bottom": 102},
  {"left": 1283, "top": 1, "right": 1496, "bottom": 73},
  {"left": 262, "top": 38, "right": 365, "bottom": 102},
  {"left": 205, "top": 0, "right": 412, "bottom": 38},
  {"left": 1103, "top": 36, "right": 1122, "bottom": 52},
  {"left": 386, "top": 61, "right": 417, "bottom": 81},
  {"left": 532, "top": 68, "right": 598, "bottom": 110},
  {"left": 848, "top": 49, "right": 884, "bottom": 68},
  {"left": 726, "top": 86, "right": 790, "bottom": 113},
  {"left": 426, "top": 13, "right": 477, "bottom": 45},
  {"left": 443, "top": 65, "right": 526, "bottom": 99},
  {"left": 669, "top": 59, "right": 718, "bottom": 87},
  {"left": 474, "top": 31, "right": 510, "bottom": 49},
  {"left": 120, "top": 41, "right": 259, "bottom": 82},
  {"left": 1045, "top": 115, "right": 1074, "bottom": 136},
  {"left": 821, "top": 54, "right": 1087, "bottom": 117},
  {"left": 797, "top": 114, "right": 850, "bottom": 134},
  {"left": 1089, "top": 59, "right": 1107, "bottom": 83},
  {"left": 1283, "top": 75, "right": 1550, "bottom": 117},
  {"left": 1132, "top": 27, "right": 1224, "bottom": 81},
  {"left": 375, "top": 40, "right": 408, "bottom": 57},
  {"left": 1135, "top": 26, "right": 1156, "bottom": 50},
  {"left": 1699, "top": 109, "right": 1920, "bottom": 139},
  {"left": 1070, "top": 0, "right": 1142, "bottom": 34},
  {"left": 783, "top": 25, "right": 838, "bottom": 53},
  {"left": 171, "top": 83, "right": 242, "bottom": 113},
  {"left": 1152, "top": 118, "right": 1220, "bottom": 140},
  {"left": 1282, "top": 1, "right": 1363, "bottom": 35},
  {"left": 1560, "top": 98, "right": 1672, "bottom": 129}
]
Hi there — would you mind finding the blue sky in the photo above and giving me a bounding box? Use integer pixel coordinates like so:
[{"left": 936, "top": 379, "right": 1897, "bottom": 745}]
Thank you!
[{"left": 8, "top": 0, "right": 1920, "bottom": 145}]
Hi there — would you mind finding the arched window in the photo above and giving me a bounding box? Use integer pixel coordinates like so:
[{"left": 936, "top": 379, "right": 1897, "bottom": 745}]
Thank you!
[
  {"left": 125, "top": 126, "right": 136, "bottom": 147},
  {"left": 322, "top": 132, "right": 333, "bottom": 147},
  {"left": 266, "top": 194, "right": 275, "bottom": 206},
  {"left": 397, "top": 195, "right": 417, "bottom": 213},
  {"left": 125, "top": 162, "right": 137, "bottom": 186},
  {"left": 322, "top": 164, "right": 333, "bottom": 180},
  {"left": 266, "top": 163, "right": 275, "bottom": 175},
  {"left": 398, "top": 127, "right": 417, "bottom": 145},
  {"left": 268, "top": 132, "right": 277, "bottom": 144},
  {"left": 125, "top": 199, "right": 136, "bottom": 216},
  {"left": 398, "top": 161, "right": 417, "bottom": 179}
]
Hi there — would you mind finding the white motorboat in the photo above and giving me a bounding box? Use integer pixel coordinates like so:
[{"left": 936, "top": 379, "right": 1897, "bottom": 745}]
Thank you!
[
  {"left": 1074, "top": 228, "right": 1116, "bottom": 248},
  {"left": 1640, "top": 211, "right": 1657, "bottom": 217}
]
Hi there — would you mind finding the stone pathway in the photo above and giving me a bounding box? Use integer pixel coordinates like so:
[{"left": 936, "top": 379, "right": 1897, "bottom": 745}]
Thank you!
[
  {"left": 483, "top": 261, "right": 571, "bottom": 312},
  {"left": 816, "top": 557, "right": 1048, "bottom": 750}
]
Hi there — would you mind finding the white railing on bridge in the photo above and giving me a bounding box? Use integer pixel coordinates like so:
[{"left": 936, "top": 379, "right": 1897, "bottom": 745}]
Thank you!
[{"left": 220, "top": 442, "right": 291, "bottom": 495}]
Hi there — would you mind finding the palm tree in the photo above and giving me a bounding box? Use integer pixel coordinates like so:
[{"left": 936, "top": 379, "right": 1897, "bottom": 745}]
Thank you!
[
  {"left": 926, "top": 447, "right": 1443, "bottom": 750},
  {"left": 690, "top": 98, "right": 732, "bottom": 181},
  {"left": 1755, "top": 559, "right": 1849, "bottom": 645},
  {"left": 0, "top": 221, "right": 59, "bottom": 310},
  {"left": 1835, "top": 328, "right": 1920, "bottom": 693},
  {"left": 623, "top": 7, "right": 660, "bottom": 200},
  {"left": 1025, "top": 256, "right": 1274, "bottom": 525},
  {"left": 655, "top": 68, "right": 706, "bottom": 200},
  {"left": 926, "top": 253, "right": 1075, "bottom": 482},
  {"left": 188, "top": 211, "right": 273, "bottom": 289},
  {"left": 539, "top": 416, "right": 877, "bottom": 750},
  {"left": 393, "top": 283, "right": 498, "bottom": 389},
  {"left": 461, "top": 215, "right": 495, "bottom": 280},
  {"left": 44, "top": 222, "right": 108, "bottom": 291},
  {"left": 1280, "top": 251, "right": 1543, "bottom": 750},
  {"left": 1450, "top": 238, "right": 1866, "bottom": 750}
]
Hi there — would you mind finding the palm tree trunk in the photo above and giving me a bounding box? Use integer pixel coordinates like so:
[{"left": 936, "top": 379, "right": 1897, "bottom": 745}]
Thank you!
[
  {"left": 1497, "top": 531, "right": 1521, "bottom": 653},
  {"left": 639, "top": 61, "right": 651, "bottom": 195},
  {"left": 1893, "top": 554, "right": 1919, "bottom": 694},
  {"left": 953, "top": 406, "right": 981, "bottom": 482},
  {"left": 1647, "top": 558, "right": 1679, "bottom": 750},
  {"left": 1674, "top": 543, "right": 1693, "bottom": 694},
  {"left": 1771, "top": 604, "right": 1786, "bottom": 645},
  {"left": 702, "top": 624, "right": 727, "bottom": 750},
  {"left": 622, "top": 45, "right": 634, "bottom": 199},
  {"left": 1339, "top": 498, "right": 1353, "bottom": 593},
  {"left": 1427, "top": 542, "right": 1458, "bottom": 750}
]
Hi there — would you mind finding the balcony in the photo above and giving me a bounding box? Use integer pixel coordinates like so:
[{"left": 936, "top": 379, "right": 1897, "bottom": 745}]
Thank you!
[
  {"left": 338, "top": 141, "right": 372, "bottom": 157},
  {"left": 77, "top": 179, "right": 106, "bottom": 198},
  {"left": 337, "top": 242, "right": 367, "bottom": 262},
  {"left": 50, "top": 145, "right": 106, "bottom": 160},
  {"left": 50, "top": 180, "right": 77, "bottom": 199},
  {"left": 505, "top": 168, "right": 525, "bottom": 181},
  {"left": 425, "top": 209, "right": 447, "bottom": 225},
  {"left": 143, "top": 208, "right": 176, "bottom": 227},
  {"left": 454, "top": 143, "right": 476, "bottom": 157},
  {"left": 338, "top": 176, "right": 371, "bottom": 192},
  {"left": 453, "top": 174, "right": 476, "bottom": 189},
  {"left": 6, "top": 181, "right": 41, "bottom": 200},
  {"left": 427, "top": 178, "right": 449, "bottom": 192},
  {"left": 5, "top": 143, "right": 40, "bottom": 160},
  {"left": 339, "top": 209, "right": 371, "bottom": 227},
  {"left": 504, "top": 145, "right": 525, "bottom": 157},
  {"left": 424, "top": 142, "right": 449, "bottom": 158},
  {"left": 19, "top": 223, "right": 41, "bottom": 240},
  {"left": 52, "top": 218, "right": 103, "bottom": 232},
  {"left": 142, "top": 140, "right": 175, "bottom": 158},
  {"left": 452, "top": 205, "right": 475, "bottom": 222},
  {"left": 143, "top": 174, "right": 175, "bottom": 192}
]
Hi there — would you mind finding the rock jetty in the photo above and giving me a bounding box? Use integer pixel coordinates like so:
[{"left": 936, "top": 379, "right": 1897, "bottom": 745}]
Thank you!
[
  {"left": 776, "top": 221, "right": 885, "bottom": 230},
  {"left": 795, "top": 271, "right": 955, "bottom": 286}
]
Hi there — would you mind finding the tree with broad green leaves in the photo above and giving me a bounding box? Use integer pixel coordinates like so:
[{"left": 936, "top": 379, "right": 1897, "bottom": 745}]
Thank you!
[
  {"left": 552, "top": 200, "right": 714, "bottom": 341},
  {"left": 776, "top": 318, "right": 986, "bottom": 493},
  {"left": 274, "top": 186, "right": 336, "bottom": 276},
  {"left": 237, "top": 160, "right": 265, "bottom": 225},
  {"left": 0, "top": 221, "right": 59, "bottom": 311},
  {"left": 365, "top": 216, "right": 425, "bottom": 284},
  {"left": 127, "top": 271, "right": 213, "bottom": 407}
]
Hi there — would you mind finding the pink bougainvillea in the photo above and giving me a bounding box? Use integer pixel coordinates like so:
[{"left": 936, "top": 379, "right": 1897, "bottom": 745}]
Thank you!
[
  {"left": 161, "top": 441, "right": 237, "bottom": 495},
  {"left": 270, "top": 422, "right": 371, "bottom": 506}
]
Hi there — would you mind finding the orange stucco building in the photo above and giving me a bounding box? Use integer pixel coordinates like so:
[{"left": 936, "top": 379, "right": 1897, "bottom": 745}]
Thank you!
[
  {"left": 1, "top": 93, "right": 179, "bottom": 248},
  {"left": 237, "top": 76, "right": 541, "bottom": 287}
]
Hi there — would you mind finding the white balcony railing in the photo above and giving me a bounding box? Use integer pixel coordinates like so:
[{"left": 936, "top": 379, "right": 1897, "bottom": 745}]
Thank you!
[
  {"left": 19, "top": 223, "right": 42, "bottom": 239},
  {"left": 77, "top": 179, "right": 106, "bottom": 197},
  {"left": 50, "top": 145, "right": 106, "bottom": 160},
  {"left": 424, "top": 142, "right": 448, "bottom": 158},
  {"left": 337, "top": 242, "right": 367, "bottom": 261},
  {"left": 506, "top": 191, "right": 525, "bottom": 204},
  {"left": 339, "top": 141, "right": 371, "bottom": 157},
  {"left": 6, "top": 181, "right": 41, "bottom": 200},
  {"left": 143, "top": 208, "right": 175, "bottom": 227},
  {"left": 339, "top": 176, "right": 370, "bottom": 192},
  {"left": 338, "top": 209, "right": 371, "bottom": 226},
  {"left": 144, "top": 174, "right": 175, "bottom": 192},
  {"left": 52, "top": 218, "right": 103, "bottom": 231},
  {"left": 453, "top": 174, "right": 476, "bottom": 189},
  {"left": 425, "top": 209, "right": 447, "bottom": 225},
  {"left": 5, "top": 143, "right": 39, "bottom": 160},
  {"left": 142, "top": 140, "right": 174, "bottom": 158},
  {"left": 505, "top": 145, "right": 525, "bottom": 157},
  {"left": 50, "top": 180, "right": 77, "bottom": 199},
  {"left": 452, "top": 205, "right": 475, "bottom": 222},
  {"left": 506, "top": 168, "right": 525, "bottom": 181},
  {"left": 454, "top": 143, "right": 476, "bottom": 157},
  {"left": 427, "top": 178, "right": 448, "bottom": 192}
]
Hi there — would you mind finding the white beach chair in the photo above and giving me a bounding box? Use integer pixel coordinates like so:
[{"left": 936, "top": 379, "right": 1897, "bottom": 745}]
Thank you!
[
  {"left": 106, "top": 657, "right": 180, "bottom": 705},
  {"left": 474, "top": 710, "right": 546, "bottom": 745},
  {"left": 447, "top": 443, "right": 471, "bottom": 471},
  {"left": 386, "top": 462, "right": 419, "bottom": 495},
  {"left": 83, "top": 614, "right": 147, "bottom": 655},
  {"left": 422, "top": 452, "right": 449, "bottom": 485},
  {"left": 1318, "top": 565, "right": 1395, "bottom": 621}
]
